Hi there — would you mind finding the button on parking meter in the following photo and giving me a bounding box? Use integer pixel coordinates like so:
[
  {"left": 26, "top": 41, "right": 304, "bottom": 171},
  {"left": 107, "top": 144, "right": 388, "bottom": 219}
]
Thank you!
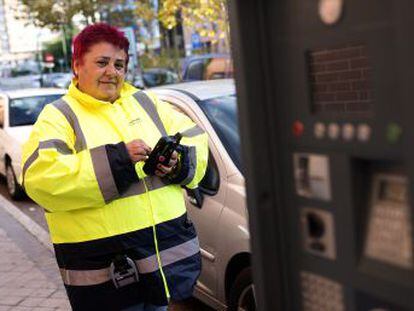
[{"left": 293, "top": 121, "right": 304, "bottom": 137}]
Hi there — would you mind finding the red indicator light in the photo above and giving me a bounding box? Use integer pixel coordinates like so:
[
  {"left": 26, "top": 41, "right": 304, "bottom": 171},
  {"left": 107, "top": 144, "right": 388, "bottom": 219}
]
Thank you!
[{"left": 293, "top": 121, "right": 304, "bottom": 137}]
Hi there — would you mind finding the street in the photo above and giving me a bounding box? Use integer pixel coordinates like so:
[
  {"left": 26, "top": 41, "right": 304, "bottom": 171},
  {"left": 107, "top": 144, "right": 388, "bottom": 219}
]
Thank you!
[{"left": 0, "top": 177, "right": 213, "bottom": 311}]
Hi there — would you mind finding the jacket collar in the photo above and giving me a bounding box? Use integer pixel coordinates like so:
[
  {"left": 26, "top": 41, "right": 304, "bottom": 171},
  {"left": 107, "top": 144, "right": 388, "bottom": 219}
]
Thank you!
[{"left": 67, "top": 78, "right": 139, "bottom": 109}]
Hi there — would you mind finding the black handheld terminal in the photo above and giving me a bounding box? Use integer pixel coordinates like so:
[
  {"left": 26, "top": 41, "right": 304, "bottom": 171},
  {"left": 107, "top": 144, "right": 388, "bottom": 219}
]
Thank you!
[{"left": 143, "top": 132, "right": 182, "bottom": 176}]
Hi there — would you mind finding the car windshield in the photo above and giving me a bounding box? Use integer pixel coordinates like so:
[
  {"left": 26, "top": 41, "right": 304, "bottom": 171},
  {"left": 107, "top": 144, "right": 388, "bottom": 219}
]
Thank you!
[
  {"left": 198, "top": 94, "right": 241, "bottom": 171},
  {"left": 9, "top": 94, "right": 62, "bottom": 127}
]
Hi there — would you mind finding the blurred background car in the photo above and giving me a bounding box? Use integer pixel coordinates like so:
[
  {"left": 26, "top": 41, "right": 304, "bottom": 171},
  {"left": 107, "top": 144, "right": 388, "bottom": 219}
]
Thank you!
[
  {"left": 41, "top": 72, "right": 72, "bottom": 89},
  {"left": 152, "top": 79, "right": 254, "bottom": 311},
  {"left": 0, "top": 75, "right": 42, "bottom": 90},
  {"left": 142, "top": 67, "right": 179, "bottom": 87},
  {"left": 0, "top": 88, "right": 66, "bottom": 199},
  {"left": 180, "top": 53, "right": 234, "bottom": 82}
]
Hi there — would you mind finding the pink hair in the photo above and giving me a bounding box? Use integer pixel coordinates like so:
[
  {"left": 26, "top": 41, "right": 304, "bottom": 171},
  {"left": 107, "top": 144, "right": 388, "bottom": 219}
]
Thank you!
[{"left": 72, "top": 23, "right": 130, "bottom": 73}]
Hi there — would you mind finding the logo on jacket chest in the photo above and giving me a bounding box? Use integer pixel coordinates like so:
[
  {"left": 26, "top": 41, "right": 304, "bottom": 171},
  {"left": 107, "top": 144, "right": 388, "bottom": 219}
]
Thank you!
[{"left": 129, "top": 118, "right": 142, "bottom": 126}]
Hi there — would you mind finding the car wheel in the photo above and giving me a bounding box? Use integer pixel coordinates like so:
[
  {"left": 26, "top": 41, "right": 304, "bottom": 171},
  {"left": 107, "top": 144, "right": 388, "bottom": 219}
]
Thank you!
[
  {"left": 6, "top": 162, "right": 24, "bottom": 200},
  {"left": 228, "top": 267, "right": 256, "bottom": 311}
]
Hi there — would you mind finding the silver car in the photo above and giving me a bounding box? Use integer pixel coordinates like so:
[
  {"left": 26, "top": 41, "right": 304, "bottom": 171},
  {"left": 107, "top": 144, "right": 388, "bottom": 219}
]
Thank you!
[
  {"left": 153, "top": 80, "right": 254, "bottom": 311},
  {"left": 0, "top": 88, "right": 66, "bottom": 199}
]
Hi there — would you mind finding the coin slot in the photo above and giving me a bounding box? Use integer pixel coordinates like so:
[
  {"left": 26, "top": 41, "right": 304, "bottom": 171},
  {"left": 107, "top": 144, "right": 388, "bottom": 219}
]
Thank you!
[{"left": 301, "top": 207, "right": 336, "bottom": 259}]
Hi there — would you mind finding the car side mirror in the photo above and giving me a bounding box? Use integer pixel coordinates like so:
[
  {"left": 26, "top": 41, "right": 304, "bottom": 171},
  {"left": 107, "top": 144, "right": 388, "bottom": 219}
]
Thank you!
[
  {"left": 185, "top": 187, "right": 204, "bottom": 208},
  {"left": 198, "top": 157, "right": 220, "bottom": 196}
]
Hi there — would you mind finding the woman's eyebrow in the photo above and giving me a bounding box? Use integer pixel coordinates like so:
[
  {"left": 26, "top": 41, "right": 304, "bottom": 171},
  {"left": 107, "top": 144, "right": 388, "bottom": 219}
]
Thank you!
[{"left": 95, "top": 56, "right": 126, "bottom": 60}]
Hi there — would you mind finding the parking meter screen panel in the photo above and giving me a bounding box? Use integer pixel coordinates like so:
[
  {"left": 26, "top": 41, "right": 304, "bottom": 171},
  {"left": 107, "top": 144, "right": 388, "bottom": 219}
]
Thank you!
[
  {"left": 364, "top": 174, "right": 413, "bottom": 269},
  {"left": 307, "top": 44, "right": 373, "bottom": 118}
]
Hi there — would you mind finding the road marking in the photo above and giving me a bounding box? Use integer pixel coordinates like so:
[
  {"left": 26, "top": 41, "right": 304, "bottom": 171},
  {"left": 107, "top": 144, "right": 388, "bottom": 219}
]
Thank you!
[{"left": 0, "top": 194, "right": 53, "bottom": 252}]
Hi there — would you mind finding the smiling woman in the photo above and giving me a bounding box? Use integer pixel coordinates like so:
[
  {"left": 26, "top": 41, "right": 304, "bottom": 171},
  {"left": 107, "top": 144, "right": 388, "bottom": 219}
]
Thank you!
[
  {"left": 20, "top": 23, "right": 209, "bottom": 311},
  {"left": 73, "top": 42, "right": 127, "bottom": 102},
  {"left": 72, "top": 24, "right": 129, "bottom": 102}
]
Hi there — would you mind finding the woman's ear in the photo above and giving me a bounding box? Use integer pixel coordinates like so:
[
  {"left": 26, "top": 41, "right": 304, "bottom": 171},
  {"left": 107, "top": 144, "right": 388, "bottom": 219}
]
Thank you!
[{"left": 73, "top": 60, "right": 80, "bottom": 77}]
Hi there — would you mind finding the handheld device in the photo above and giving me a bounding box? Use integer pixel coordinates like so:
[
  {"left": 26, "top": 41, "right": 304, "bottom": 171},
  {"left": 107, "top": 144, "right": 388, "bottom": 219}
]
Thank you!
[{"left": 143, "top": 132, "right": 182, "bottom": 176}]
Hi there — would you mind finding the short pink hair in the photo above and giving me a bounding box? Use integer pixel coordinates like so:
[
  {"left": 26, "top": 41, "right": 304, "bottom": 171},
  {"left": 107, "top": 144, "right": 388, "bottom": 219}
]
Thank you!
[{"left": 72, "top": 23, "right": 130, "bottom": 71}]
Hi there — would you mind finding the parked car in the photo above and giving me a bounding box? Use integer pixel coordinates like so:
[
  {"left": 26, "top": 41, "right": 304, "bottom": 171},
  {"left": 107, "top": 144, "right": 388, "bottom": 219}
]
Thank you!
[
  {"left": 41, "top": 72, "right": 72, "bottom": 89},
  {"left": 152, "top": 79, "right": 254, "bottom": 311},
  {"left": 0, "top": 75, "right": 42, "bottom": 90},
  {"left": 180, "top": 54, "right": 234, "bottom": 82},
  {"left": 51, "top": 73, "right": 72, "bottom": 89},
  {"left": 143, "top": 67, "right": 179, "bottom": 87},
  {"left": 0, "top": 88, "right": 66, "bottom": 199}
]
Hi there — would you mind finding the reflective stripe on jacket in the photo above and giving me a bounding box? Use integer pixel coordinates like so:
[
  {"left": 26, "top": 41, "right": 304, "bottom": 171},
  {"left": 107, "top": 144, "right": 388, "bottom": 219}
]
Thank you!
[{"left": 21, "top": 81, "right": 208, "bottom": 305}]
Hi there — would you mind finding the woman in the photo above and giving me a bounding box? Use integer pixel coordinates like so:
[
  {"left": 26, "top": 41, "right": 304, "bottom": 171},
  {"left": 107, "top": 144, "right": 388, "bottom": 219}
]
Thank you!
[{"left": 21, "top": 23, "right": 208, "bottom": 311}]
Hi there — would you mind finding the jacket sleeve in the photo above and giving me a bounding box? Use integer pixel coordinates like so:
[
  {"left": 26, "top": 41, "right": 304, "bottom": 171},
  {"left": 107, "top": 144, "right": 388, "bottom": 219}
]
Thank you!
[
  {"left": 146, "top": 91, "right": 209, "bottom": 189},
  {"left": 21, "top": 104, "right": 137, "bottom": 212}
]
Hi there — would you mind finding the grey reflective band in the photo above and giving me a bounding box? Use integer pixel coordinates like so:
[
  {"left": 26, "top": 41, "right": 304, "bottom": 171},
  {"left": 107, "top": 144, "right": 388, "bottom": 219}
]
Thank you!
[
  {"left": 22, "top": 140, "right": 73, "bottom": 189},
  {"left": 22, "top": 147, "right": 39, "bottom": 188},
  {"left": 138, "top": 237, "right": 200, "bottom": 273},
  {"left": 181, "top": 125, "right": 205, "bottom": 137},
  {"left": 143, "top": 175, "right": 168, "bottom": 191},
  {"left": 121, "top": 176, "right": 167, "bottom": 199},
  {"left": 180, "top": 146, "right": 197, "bottom": 185},
  {"left": 60, "top": 268, "right": 109, "bottom": 287},
  {"left": 90, "top": 145, "right": 119, "bottom": 203},
  {"left": 52, "top": 99, "right": 87, "bottom": 152},
  {"left": 39, "top": 139, "right": 73, "bottom": 155},
  {"left": 59, "top": 237, "right": 200, "bottom": 286},
  {"left": 133, "top": 91, "right": 167, "bottom": 136}
]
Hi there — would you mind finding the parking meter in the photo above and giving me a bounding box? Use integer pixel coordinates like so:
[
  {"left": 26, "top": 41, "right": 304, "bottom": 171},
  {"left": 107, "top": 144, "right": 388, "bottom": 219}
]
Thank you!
[{"left": 229, "top": 0, "right": 414, "bottom": 310}]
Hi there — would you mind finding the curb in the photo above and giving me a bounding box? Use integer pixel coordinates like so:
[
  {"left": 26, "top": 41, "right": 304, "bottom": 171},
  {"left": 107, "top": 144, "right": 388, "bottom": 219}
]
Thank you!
[{"left": 0, "top": 193, "right": 53, "bottom": 252}]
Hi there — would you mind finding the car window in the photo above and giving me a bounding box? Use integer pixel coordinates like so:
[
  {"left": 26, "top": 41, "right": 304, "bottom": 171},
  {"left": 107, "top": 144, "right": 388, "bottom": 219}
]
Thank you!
[
  {"left": 186, "top": 60, "right": 205, "bottom": 80},
  {"left": 198, "top": 95, "right": 241, "bottom": 171},
  {"left": 143, "top": 72, "right": 160, "bottom": 87},
  {"left": 144, "top": 71, "right": 179, "bottom": 87},
  {"left": 9, "top": 94, "right": 62, "bottom": 127}
]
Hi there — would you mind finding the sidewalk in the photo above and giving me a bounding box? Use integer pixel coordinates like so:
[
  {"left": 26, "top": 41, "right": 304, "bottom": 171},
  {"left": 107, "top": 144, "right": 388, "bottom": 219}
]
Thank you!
[
  {"left": 0, "top": 197, "right": 71, "bottom": 311},
  {"left": 0, "top": 193, "right": 211, "bottom": 311}
]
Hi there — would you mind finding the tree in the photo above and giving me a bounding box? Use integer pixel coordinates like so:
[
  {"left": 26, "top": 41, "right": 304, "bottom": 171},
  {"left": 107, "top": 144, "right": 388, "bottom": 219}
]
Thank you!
[
  {"left": 98, "top": 0, "right": 136, "bottom": 28},
  {"left": 135, "top": 0, "right": 230, "bottom": 53},
  {"left": 16, "top": 0, "right": 137, "bottom": 69},
  {"left": 17, "top": 0, "right": 83, "bottom": 31}
]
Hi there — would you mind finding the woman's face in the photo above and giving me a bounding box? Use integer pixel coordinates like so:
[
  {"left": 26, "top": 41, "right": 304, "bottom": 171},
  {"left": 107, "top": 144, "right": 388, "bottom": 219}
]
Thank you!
[{"left": 74, "top": 42, "right": 127, "bottom": 103}]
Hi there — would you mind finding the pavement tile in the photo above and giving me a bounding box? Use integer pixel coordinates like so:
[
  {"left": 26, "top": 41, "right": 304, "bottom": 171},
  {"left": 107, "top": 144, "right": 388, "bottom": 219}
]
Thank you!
[
  {"left": 0, "top": 295, "right": 24, "bottom": 306},
  {"left": 38, "top": 297, "right": 70, "bottom": 308},
  {"left": 0, "top": 217, "right": 70, "bottom": 310},
  {"left": 4, "top": 287, "right": 36, "bottom": 297},
  {"left": 18, "top": 297, "right": 45, "bottom": 307},
  {"left": 30, "top": 287, "right": 57, "bottom": 298},
  {"left": 49, "top": 291, "right": 67, "bottom": 299}
]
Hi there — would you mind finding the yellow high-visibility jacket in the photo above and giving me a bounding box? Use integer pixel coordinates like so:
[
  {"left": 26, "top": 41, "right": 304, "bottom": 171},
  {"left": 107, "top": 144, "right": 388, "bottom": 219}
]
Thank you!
[{"left": 21, "top": 81, "right": 208, "bottom": 306}]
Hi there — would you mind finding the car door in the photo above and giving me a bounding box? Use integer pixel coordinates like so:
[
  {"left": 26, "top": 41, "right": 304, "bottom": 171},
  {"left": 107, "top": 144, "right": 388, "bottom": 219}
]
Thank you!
[
  {"left": 185, "top": 144, "right": 227, "bottom": 298},
  {"left": 159, "top": 94, "right": 228, "bottom": 298},
  {"left": 0, "top": 95, "right": 7, "bottom": 175}
]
